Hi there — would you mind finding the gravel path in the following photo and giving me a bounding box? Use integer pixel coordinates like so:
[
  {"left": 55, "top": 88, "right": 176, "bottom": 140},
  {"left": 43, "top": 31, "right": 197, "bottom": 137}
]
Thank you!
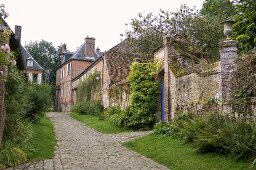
[{"left": 6, "top": 112, "right": 168, "bottom": 170}]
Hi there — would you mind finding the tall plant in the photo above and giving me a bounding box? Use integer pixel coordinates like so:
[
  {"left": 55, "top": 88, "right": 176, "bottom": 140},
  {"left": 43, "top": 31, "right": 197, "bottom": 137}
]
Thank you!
[{"left": 126, "top": 61, "right": 161, "bottom": 129}]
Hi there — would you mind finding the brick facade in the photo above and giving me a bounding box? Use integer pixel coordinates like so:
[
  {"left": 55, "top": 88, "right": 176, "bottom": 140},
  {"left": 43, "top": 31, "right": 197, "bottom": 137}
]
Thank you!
[
  {"left": 55, "top": 37, "right": 102, "bottom": 112},
  {"left": 56, "top": 60, "right": 93, "bottom": 111}
]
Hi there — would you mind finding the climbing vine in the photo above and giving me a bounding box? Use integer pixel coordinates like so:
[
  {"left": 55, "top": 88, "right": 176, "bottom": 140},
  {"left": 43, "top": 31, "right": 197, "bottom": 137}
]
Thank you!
[
  {"left": 125, "top": 61, "right": 161, "bottom": 129},
  {"left": 77, "top": 72, "right": 101, "bottom": 102}
]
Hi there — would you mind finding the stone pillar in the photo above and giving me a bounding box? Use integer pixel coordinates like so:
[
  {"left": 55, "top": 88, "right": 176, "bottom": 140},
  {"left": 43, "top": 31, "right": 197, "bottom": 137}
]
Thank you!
[
  {"left": 37, "top": 73, "right": 42, "bottom": 84},
  {"left": 220, "top": 40, "right": 238, "bottom": 101}
]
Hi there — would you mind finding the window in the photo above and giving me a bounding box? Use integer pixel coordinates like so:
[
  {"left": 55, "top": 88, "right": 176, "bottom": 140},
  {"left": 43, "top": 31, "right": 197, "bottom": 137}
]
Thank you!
[
  {"left": 67, "top": 63, "right": 71, "bottom": 75},
  {"left": 61, "top": 68, "right": 64, "bottom": 80},
  {"left": 33, "top": 74, "right": 38, "bottom": 83},
  {"left": 27, "top": 59, "right": 33, "bottom": 67},
  {"left": 67, "top": 83, "right": 70, "bottom": 96}
]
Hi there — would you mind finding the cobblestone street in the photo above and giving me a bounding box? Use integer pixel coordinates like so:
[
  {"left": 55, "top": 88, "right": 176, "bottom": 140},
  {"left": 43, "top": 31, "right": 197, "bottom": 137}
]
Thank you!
[{"left": 6, "top": 112, "right": 168, "bottom": 170}]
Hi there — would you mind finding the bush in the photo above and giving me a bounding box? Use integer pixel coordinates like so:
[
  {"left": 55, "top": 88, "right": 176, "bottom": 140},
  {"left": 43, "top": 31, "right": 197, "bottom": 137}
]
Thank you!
[
  {"left": 127, "top": 62, "right": 161, "bottom": 130},
  {"left": 0, "top": 142, "right": 27, "bottom": 168},
  {"left": 26, "top": 83, "right": 52, "bottom": 121},
  {"left": 168, "top": 112, "right": 256, "bottom": 161},
  {"left": 103, "top": 106, "right": 123, "bottom": 120},
  {"left": 4, "top": 67, "right": 32, "bottom": 144},
  {"left": 72, "top": 101, "right": 103, "bottom": 116},
  {"left": 107, "top": 107, "right": 129, "bottom": 128},
  {"left": 153, "top": 122, "right": 172, "bottom": 135}
]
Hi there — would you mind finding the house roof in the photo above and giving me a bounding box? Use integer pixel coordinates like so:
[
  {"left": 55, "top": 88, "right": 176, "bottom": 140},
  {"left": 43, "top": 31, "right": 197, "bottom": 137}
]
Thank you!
[
  {"left": 62, "top": 51, "right": 74, "bottom": 63},
  {"left": 58, "top": 43, "right": 103, "bottom": 70},
  {"left": 69, "top": 43, "right": 102, "bottom": 62},
  {"left": 104, "top": 40, "right": 139, "bottom": 85},
  {"left": 21, "top": 46, "right": 44, "bottom": 71}
]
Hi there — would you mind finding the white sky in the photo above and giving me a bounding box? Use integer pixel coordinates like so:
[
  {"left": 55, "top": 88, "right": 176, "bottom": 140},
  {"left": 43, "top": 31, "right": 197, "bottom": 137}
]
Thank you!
[{"left": 2, "top": 0, "right": 205, "bottom": 52}]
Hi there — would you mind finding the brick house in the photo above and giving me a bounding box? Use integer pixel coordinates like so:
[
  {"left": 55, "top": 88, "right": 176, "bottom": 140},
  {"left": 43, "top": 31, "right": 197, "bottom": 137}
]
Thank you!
[
  {"left": 55, "top": 37, "right": 102, "bottom": 112},
  {"left": 70, "top": 39, "right": 139, "bottom": 110}
]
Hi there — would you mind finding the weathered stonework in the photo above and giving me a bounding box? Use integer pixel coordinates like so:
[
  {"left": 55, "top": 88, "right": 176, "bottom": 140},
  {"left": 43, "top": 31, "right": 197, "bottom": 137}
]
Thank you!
[{"left": 219, "top": 40, "right": 238, "bottom": 101}]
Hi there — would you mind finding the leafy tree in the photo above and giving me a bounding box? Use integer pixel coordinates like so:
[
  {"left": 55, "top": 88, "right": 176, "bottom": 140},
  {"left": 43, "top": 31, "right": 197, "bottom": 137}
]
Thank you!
[
  {"left": 25, "top": 40, "right": 60, "bottom": 85},
  {"left": 200, "top": 0, "right": 236, "bottom": 21},
  {"left": 233, "top": 0, "right": 256, "bottom": 53},
  {"left": 124, "top": 5, "right": 224, "bottom": 61}
]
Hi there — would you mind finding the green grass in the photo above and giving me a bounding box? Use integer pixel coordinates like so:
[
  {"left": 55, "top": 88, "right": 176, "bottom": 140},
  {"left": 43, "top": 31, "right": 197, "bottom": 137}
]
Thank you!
[
  {"left": 124, "top": 134, "right": 255, "bottom": 170},
  {"left": 28, "top": 116, "right": 56, "bottom": 160},
  {"left": 70, "top": 112, "right": 130, "bottom": 134}
]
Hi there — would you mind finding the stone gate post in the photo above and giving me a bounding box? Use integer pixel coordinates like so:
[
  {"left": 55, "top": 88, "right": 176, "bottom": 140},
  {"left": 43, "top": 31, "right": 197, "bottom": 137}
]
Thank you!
[{"left": 220, "top": 20, "right": 238, "bottom": 101}]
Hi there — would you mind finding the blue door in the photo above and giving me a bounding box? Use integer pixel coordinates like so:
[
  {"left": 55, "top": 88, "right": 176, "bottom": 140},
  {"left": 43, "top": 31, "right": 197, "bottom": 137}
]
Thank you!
[{"left": 161, "top": 79, "right": 164, "bottom": 121}]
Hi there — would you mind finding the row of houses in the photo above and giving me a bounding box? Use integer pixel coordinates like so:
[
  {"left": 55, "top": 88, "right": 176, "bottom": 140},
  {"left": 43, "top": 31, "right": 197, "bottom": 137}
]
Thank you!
[
  {"left": 55, "top": 23, "right": 256, "bottom": 121},
  {"left": 55, "top": 37, "right": 134, "bottom": 112}
]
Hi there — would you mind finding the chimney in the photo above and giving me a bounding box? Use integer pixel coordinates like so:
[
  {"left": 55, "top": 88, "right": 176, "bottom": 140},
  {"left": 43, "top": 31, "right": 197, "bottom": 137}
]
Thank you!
[
  {"left": 85, "top": 36, "right": 95, "bottom": 57},
  {"left": 61, "top": 43, "right": 67, "bottom": 53},
  {"left": 15, "top": 25, "right": 22, "bottom": 40}
]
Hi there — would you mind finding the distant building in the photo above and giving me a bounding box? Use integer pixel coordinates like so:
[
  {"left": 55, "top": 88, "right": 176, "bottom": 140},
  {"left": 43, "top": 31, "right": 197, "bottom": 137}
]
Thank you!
[
  {"left": 55, "top": 37, "right": 102, "bottom": 112},
  {"left": 14, "top": 25, "right": 44, "bottom": 84},
  {"left": 21, "top": 46, "right": 44, "bottom": 84}
]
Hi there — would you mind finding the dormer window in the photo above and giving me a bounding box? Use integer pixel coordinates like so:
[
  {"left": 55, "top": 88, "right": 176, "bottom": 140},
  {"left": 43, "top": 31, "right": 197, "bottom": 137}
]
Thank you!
[{"left": 27, "top": 59, "right": 33, "bottom": 67}]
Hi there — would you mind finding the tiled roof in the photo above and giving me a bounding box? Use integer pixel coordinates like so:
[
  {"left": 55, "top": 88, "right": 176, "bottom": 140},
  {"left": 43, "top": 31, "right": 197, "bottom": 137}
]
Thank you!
[
  {"left": 63, "top": 51, "right": 74, "bottom": 63},
  {"left": 104, "top": 40, "right": 139, "bottom": 85},
  {"left": 21, "top": 46, "right": 44, "bottom": 70},
  {"left": 68, "top": 43, "right": 101, "bottom": 62}
]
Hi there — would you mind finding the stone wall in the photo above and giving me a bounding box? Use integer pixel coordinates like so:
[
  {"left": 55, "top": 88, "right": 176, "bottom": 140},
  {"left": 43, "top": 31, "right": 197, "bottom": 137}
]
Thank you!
[
  {"left": 173, "top": 66, "right": 221, "bottom": 114},
  {"left": 222, "top": 98, "right": 256, "bottom": 120}
]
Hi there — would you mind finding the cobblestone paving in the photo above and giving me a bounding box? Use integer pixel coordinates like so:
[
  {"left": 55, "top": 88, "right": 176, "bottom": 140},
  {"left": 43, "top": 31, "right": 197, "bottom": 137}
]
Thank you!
[{"left": 6, "top": 112, "right": 168, "bottom": 170}]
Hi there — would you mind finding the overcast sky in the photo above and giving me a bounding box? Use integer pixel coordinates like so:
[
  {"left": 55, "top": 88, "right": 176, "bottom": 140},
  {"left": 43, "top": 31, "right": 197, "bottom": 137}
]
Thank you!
[{"left": 2, "top": 0, "right": 205, "bottom": 52}]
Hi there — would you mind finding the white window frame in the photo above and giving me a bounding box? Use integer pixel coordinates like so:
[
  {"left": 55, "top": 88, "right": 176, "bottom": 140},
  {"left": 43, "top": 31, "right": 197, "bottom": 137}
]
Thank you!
[{"left": 27, "top": 59, "right": 33, "bottom": 67}]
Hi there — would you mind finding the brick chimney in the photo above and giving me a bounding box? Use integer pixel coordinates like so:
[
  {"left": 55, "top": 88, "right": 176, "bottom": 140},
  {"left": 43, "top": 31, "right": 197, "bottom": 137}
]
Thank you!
[
  {"left": 15, "top": 25, "right": 22, "bottom": 40},
  {"left": 85, "top": 36, "right": 95, "bottom": 57},
  {"left": 61, "top": 43, "right": 67, "bottom": 53}
]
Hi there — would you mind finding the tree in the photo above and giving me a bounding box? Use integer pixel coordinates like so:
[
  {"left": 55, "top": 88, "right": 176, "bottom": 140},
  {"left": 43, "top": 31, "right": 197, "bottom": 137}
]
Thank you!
[
  {"left": 233, "top": 0, "right": 256, "bottom": 53},
  {"left": 124, "top": 5, "right": 224, "bottom": 61},
  {"left": 25, "top": 40, "right": 60, "bottom": 85},
  {"left": 200, "top": 0, "right": 236, "bottom": 21}
]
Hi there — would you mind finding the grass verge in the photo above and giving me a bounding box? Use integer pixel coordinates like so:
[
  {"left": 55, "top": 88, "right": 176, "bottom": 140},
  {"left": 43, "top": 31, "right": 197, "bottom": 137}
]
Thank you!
[
  {"left": 123, "top": 134, "right": 255, "bottom": 170},
  {"left": 70, "top": 112, "right": 130, "bottom": 134},
  {"left": 28, "top": 116, "right": 56, "bottom": 160}
]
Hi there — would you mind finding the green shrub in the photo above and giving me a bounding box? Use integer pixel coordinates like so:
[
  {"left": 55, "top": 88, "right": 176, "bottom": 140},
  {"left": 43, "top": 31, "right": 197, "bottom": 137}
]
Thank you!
[
  {"left": 153, "top": 122, "right": 172, "bottom": 135},
  {"left": 72, "top": 101, "right": 103, "bottom": 116},
  {"left": 0, "top": 142, "right": 27, "bottom": 168},
  {"left": 26, "top": 83, "right": 52, "bottom": 122},
  {"left": 170, "top": 112, "right": 256, "bottom": 162},
  {"left": 108, "top": 110, "right": 128, "bottom": 127},
  {"left": 126, "top": 62, "right": 161, "bottom": 130},
  {"left": 194, "top": 114, "right": 232, "bottom": 154},
  {"left": 103, "top": 106, "right": 122, "bottom": 120},
  {"left": 4, "top": 67, "right": 32, "bottom": 144}
]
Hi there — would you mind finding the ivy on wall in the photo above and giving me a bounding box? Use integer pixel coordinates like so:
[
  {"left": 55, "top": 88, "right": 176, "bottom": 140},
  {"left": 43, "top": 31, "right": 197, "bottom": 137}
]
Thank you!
[
  {"left": 77, "top": 72, "right": 101, "bottom": 102},
  {"left": 125, "top": 61, "right": 161, "bottom": 129}
]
